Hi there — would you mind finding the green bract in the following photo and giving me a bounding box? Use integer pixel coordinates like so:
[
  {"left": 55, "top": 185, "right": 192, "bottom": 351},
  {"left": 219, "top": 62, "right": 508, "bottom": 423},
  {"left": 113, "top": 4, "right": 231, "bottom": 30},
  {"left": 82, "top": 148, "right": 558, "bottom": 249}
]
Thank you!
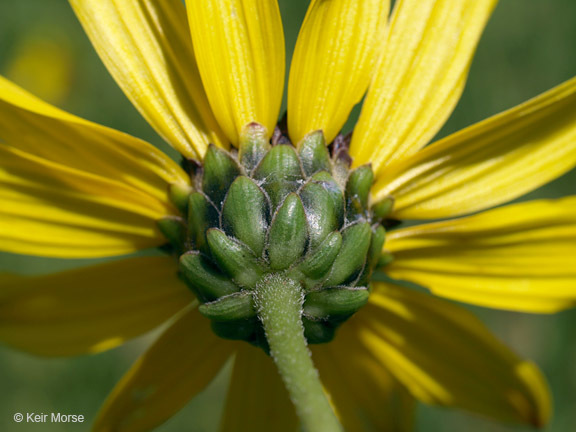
[{"left": 163, "top": 123, "right": 392, "bottom": 349}]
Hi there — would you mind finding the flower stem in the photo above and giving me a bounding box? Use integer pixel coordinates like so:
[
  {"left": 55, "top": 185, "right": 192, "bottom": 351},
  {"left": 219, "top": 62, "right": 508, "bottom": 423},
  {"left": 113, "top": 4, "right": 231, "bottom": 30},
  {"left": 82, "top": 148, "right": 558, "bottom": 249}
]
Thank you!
[{"left": 255, "top": 274, "right": 343, "bottom": 432}]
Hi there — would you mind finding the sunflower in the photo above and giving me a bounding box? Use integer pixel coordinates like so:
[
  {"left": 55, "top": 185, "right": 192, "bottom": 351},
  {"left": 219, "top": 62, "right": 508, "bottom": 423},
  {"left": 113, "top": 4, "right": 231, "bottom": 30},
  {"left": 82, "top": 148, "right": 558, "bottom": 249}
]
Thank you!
[{"left": 1, "top": 0, "right": 576, "bottom": 431}]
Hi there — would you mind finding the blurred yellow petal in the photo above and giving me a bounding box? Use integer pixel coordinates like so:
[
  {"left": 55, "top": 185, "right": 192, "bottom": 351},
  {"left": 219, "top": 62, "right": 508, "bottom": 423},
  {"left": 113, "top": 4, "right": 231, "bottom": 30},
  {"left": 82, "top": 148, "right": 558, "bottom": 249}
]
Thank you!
[
  {"left": 386, "top": 197, "right": 576, "bottom": 313},
  {"left": 0, "top": 144, "right": 171, "bottom": 258},
  {"left": 94, "top": 307, "right": 234, "bottom": 432},
  {"left": 187, "top": 0, "right": 285, "bottom": 145},
  {"left": 5, "top": 33, "right": 73, "bottom": 105},
  {"left": 351, "top": 0, "right": 497, "bottom": 173},
  {"left": 221, "top": 345, "right": 297, "bottom": 432},
  {"left": 312, "top": 320, "right": 415, "bottom": 432},
  {"left": 374, "top": 76, "right": 576, "bottom": 219},
  {"left": 0, "top": 257, "right": 190, "bottom": 356},
  {"left": 359, "top": 283, "right": 550, "bottom": 426},
  {"left": 69, "top": 0, "right": 226, "bottom": 158},
  {"left": 0, "top": 76, "right": 189, "bottom": 206},
  {"left": 287, "top": 0, "right": 389, "bottom": 145}
]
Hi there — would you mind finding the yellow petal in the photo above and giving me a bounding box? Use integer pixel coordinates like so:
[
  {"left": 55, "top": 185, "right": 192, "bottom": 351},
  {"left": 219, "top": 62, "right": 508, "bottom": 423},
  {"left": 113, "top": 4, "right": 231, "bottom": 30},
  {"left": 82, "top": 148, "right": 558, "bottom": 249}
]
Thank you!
[
  {"left": 350, "top": 0, "right": 497, "bottom": 173},
  {"left": 0, "top": 144, "right": 171, "bottom": 258},
  {"left": 287, "top": 0, "right": 389, "bottom": 145},
  {"left": 221, "top": 345, "right": 297, "bottom": 432},
  {"left": 359, "top": 283, "right": 550, "bottom": 426},
  {"left": 374, "top": 76, "right": 576, "bottom": 219},
  {"left": 0, "top": 257, "right": 191, "bottom": 356},
  {"left": 386, "top": 197, "right": 576, "bottom": 313},
  {"left": 5, "top": 32, "right": 72, "bottom": 105},
  {"left": 69, "top": 0, "right": 227, "bottom": 158},
  {"left": 187, "top": 0, "right": 285, "bottom": 145},
  {"left": 312, "top": 321, "right": 415, "bottom": 431},
  {"left": 0, "top": 76, "right": 189, "bottom": 206},
  {"left": 94, "top": 307, "right": 234, "bottom": 432}
]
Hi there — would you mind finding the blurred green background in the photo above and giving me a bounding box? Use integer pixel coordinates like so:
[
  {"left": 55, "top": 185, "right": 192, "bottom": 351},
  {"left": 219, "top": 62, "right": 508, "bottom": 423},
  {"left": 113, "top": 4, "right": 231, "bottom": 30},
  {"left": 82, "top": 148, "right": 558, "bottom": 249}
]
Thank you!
[{"left": 0, "top": 0, "right": 575, "bottom": 431}]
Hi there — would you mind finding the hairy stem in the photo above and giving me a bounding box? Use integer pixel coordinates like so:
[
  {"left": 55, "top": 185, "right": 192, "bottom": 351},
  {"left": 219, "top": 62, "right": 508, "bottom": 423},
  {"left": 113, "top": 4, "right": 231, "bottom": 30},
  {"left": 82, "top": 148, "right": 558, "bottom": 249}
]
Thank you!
[{"left": 255, "top": 273, "right": 343, "bottom": 432}]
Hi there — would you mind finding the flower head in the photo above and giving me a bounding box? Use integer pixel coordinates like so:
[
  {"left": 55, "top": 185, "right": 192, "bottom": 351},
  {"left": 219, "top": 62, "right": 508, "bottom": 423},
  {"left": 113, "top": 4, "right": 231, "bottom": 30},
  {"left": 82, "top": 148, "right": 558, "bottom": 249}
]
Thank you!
[{"left": 1, "top": 0, "right": 576, "bottom": 431}]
